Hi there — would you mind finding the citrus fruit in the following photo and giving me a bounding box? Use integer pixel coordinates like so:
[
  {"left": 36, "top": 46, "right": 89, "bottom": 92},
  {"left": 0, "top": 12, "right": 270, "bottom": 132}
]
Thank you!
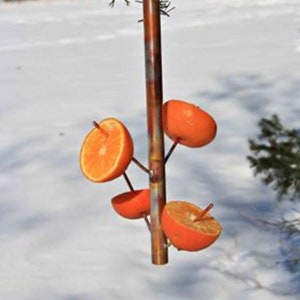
[
  {"left": 163, "top": 99, "right": 217, "bottom": 148},
  {"left": 111, "top": 189, "right": 150, "bottom": 219},
  {"left": 161, "top": 201, "right": 222, "bottom": 251},
  {"left": 80, "top": 118, "right": 134, "bottom": 183}
]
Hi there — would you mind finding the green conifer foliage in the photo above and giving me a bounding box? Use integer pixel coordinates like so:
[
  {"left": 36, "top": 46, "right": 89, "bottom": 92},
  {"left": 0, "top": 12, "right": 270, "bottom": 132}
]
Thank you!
[{"left": 247, "top": 114, "right": 300, "bottom": 201}]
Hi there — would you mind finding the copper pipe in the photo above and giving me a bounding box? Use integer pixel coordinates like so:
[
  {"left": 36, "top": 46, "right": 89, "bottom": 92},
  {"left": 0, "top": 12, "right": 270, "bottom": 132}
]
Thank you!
[{"left": 142, "top": 0, "right": 168, "bottom": 265}]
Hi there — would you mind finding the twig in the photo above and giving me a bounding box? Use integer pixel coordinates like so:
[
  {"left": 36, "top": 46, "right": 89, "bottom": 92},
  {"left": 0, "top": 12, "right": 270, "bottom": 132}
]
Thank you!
[
  {"left": 158, "top": 0, "right": 175, "bottom": 17},
  {"left": 136, "top": 0, "right": 175, "bottom": 22},
  {"left": 109, "top": 0, "right": 130, "bottom": 8}
]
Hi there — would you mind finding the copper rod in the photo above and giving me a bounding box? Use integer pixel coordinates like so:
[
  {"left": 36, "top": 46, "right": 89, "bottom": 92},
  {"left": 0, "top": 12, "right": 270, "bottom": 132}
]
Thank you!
[
  {"left": 142, "top": 0, "right": 168, "bottom": 265},
  {"left": 123, "top": 172, "right": 134, "bottom": 191},
  {"left": 164, "top": 140, "right": 179, "bottom": 164},
  {"left": 132, "top": 157, "right": 150, "bottom": 174},
  {"left": 194, "top": 203, "right": 214, "bottom": 222},
  {"left": 92, "top": 121, "right": 109, "bottom": 137},
  {"left": 143, "top": 214, "right": 152, "bottom": 233}
]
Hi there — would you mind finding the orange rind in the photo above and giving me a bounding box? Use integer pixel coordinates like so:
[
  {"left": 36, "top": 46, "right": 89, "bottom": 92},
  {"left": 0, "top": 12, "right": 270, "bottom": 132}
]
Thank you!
[
  {"left": 111, "top": 189, "right": 150, "bottom": 219},
  {"left": 163, "top": 99, "right": 217, "bottom": 148}
]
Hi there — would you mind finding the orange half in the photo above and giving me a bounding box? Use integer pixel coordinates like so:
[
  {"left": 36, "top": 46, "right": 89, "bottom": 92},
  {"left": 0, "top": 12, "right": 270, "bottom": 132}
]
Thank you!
[
  {"left": 80, "top": 118, "right": 134, "bottom": 183},
  {"left": 163, "top": 99, "right": 217, "bottom": 148},
  {"left": 161, "top": 201, "right": 222, "bottom": 251},
  {"left": 111, "top": 189, "right": 150, "bottom": 219}
]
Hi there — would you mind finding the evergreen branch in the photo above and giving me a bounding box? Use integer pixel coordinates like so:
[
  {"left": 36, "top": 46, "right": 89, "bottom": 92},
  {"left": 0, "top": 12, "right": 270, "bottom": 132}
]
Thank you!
[
  {"left": 247, "top": 114, "right": 300, "bottom": 201},
  {"left": 109, "top": 0, "right": 175, "bottom": 17}
]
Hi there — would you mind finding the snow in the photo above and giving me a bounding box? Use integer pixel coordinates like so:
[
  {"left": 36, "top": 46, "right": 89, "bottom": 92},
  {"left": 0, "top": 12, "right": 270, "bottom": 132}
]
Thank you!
[{"left": 0, "top": 0, "right": 299, "bottom": 299}]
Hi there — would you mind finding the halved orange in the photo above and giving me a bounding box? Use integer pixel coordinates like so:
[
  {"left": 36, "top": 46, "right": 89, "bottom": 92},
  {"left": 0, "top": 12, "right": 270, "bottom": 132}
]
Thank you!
[
  {"left": 80, "top": 118, "right": 134, "bottom": 183},
  {"left": 111, "top": 189, "right": 150, "bottom": 219},
  {"left": 163, "top": 99, "right": 217, "bottom": 148},
  {"left": 161, "top": 201, "right": 222, "bottom": 251}
]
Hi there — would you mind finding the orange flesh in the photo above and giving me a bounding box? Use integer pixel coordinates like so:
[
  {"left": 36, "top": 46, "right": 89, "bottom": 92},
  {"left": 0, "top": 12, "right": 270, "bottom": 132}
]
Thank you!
[
  {"left": 162, "top": 201, "right": 222, "bottom": 251},
  {"left": 80, "top": 118, "right": 133, "bottom": 182},
  {"left": 165, "top": 201, "right": 221, "bottom": 236}
]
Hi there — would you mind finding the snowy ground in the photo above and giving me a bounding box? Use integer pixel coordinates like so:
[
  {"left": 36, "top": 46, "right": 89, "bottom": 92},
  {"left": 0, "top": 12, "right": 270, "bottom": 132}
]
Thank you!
[{"left": 0, "top": 0, "right": 300, "bottom": 299}]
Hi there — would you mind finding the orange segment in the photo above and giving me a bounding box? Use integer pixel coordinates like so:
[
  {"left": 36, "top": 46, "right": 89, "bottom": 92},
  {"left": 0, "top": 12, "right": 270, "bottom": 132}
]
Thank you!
[
  {"left": 161, "top": 201, "right": 222, "bottom": 251},
  {"left": 111, "top": 189, "right": 150, "bottom": 219},
  {"left": 163, "top": 99, "right": 217, "bottom": 148},
  {"left": 80, "top": 118, "right": 134, "bottom": 182}
]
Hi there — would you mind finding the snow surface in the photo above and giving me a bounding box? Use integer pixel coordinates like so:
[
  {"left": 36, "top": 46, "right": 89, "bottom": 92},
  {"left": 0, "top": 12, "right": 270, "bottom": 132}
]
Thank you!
[{"left": 0, "top": 0, "right": 300, "bottom": 299}]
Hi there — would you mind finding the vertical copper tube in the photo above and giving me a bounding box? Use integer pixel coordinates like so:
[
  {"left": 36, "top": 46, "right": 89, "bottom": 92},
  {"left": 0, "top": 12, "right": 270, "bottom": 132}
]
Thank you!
[{"left": 142, "top": 0, "right": 168, "bottom": 265}]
